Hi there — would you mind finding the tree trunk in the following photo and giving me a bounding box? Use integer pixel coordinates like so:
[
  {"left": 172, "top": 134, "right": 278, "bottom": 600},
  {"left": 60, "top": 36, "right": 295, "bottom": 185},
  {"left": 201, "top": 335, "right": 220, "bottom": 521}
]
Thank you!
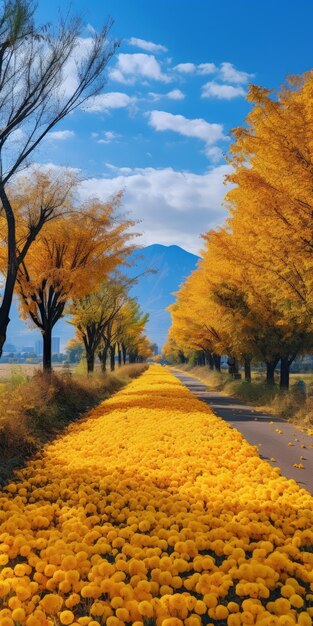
[
  {"left": 266, "top": 359, "right": 279, "bottom": 385},
  {"left": 213, "top": 353, "right": 221, "bottom": 372},
  {"left": 227, "top": 356, "right": 236, "bottom": 375},
  {"left": 0, "top": 187, "right": 17, "bottom": 358},
  {"left": 208, "top": 355, "right": 214, "bottom": 370},
  {"left": 99, "top": 347, "right": 108, "bottom": 372},
  {"left": 0, "top": 300, "right": 12, "bottom": 357},
  {"left": 118, "top": 346, "right": 122, "bottom": 367},
  {"left": 280, "top": 356, "right": 290, "bottom": 390},
  {"left": 129, "top": 351, "right": 136, "bottom": 363},
  {"left": 110, "top": 344, "right": 116, "bottom": 371},
  {"left": 205, "top": 351, "right": 214, "bottom": 370},
  {"left": 43, "top": 328, "right": 52, "bottom": 371},
  {"left": 244, "top": 357, "right": 251, "bottom": 382},
  {"left": 87, "top": 352, "right": 95, "bottom": 374},
  {"left": 122, "top": 344, "right": 127, "bottom": 365}
]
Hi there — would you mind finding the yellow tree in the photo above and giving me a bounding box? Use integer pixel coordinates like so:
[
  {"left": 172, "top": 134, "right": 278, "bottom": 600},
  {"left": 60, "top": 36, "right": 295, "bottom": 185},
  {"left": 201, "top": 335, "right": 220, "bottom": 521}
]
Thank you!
[
  {"left": 0, "top": 167, "right": 76, "bottom": 274},
  {"left": 71, "top": 283, "right": 150, "bottom": 373},
  {"left": 169, "top": 71, "right": 313, "bottom": 387},
  {"left": 0, "top": 0, "right": 118, "bottom": 355},
  {"left": 134, "top": 335, "right": 153, "bottom": 362},
  {"left": 168, "top": 228, "right": 305, "bottom": 385},
  {"left": 118, "top": 299, "right": 149, "bottom": 365},
  {"left": 200, "top": 231, "right": 289, "bottom": 384},
  {"left": 163, "top": 337, "right": 187, "bottom": 364},
  {"left": 16, "top": 193, "right": 135, "bottom": 370},
  {"left": 168, "top": 264, "right": 229, "bottom": 371},
  {"left": 224, "top": 75, "right": 313, "bottom": 387},
  {"left": 71, "top": 279, "right": 128, "bottom": 374}
]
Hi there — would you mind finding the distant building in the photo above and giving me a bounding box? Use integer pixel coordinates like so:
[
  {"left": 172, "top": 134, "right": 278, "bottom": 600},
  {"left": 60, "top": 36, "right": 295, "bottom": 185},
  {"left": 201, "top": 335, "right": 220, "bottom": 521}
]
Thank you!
[
  {"left": 22, "top": 346, "right": 34, "bottom": 353},
  {"left": 52, "top": 337, "right": 60, "bottom": 354}
]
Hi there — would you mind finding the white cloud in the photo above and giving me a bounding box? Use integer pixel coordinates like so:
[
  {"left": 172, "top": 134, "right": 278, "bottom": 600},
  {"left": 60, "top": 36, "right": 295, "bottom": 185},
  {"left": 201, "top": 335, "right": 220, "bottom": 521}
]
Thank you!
[
  {"left": 97, "top": 131, "right": 120, "bottom": 144},
  {"left": 219, "top": 62, "right": 253, "bottom": 84},
  {"left": 26, "top": 162, "right": 80, "bottom": 176},
  {"left": 204, "top": 146, "right": 224, "bottom": 162},
  {"left": 201, "top": 81, "right": 246, "bottom": 99},
  {"left": 198, "top": 63, "right": 216, "bottom": 74},
  {"left": 29, "top": 161, "right": 231, "bottom": 253},
  {"left": 7, "top": 128, "right": 26, "bottom": 144},
  {"left": 174, "top": 62, "right": 216, "bottom": 75},
  {"left": 167, "top": 89, "right": 185, "bottom": 100},
  {"left": 148, "top": 110, "right": 225, "bottom": 158},
  {"left": 148, "top": 88, "right": 185, "bottom": 101},
  {"left": 172, "top": 61, "right": 253, "bottom": 85},
  {"left": 109, "top": 53, "right": 171, "bottom": 84},
  {"left": 60, "top": 37, "right": 95, "bottom": 97},
  {"left": 105, "top": 163, "right": 133, "bottom": 174},
  {"left": 86, "top": 23, "right": 97, "bottom": 35},
  {"left": 128, "top": 37, "right": 167, "bottom": 53},
  {"left": 174, "top": 63, "right": 196, "bottom": 74},
  {"left": 78, "top": 165, "right": 231, "bottom": 253},
  {"left": 82, "top": 92, "right": 135, "bottom": 112},
  {"left": 46, "top": 130, "right": 75, "bottom": 141}
]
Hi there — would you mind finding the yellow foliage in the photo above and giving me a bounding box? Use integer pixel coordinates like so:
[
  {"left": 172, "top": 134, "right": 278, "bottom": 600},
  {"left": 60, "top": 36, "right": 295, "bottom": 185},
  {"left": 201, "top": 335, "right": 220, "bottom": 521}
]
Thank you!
[
  {"left": 16, "top": 191, "right": 135, "bottom": 331},
  {"left": 167, "top": 71, "right": 313, "bottom": 375}
]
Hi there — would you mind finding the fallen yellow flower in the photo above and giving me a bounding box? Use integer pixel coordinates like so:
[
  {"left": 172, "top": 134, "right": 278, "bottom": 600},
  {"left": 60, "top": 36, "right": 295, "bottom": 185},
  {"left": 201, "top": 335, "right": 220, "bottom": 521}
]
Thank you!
[{"left": 0, "top": 365, "right": 312, "bottom": 626}]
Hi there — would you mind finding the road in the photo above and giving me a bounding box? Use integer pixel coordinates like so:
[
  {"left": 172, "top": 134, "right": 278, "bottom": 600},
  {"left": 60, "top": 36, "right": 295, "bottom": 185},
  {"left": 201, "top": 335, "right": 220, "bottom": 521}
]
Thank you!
[{"left": 171, "top": 369, "right": 313, "bottom": 494}]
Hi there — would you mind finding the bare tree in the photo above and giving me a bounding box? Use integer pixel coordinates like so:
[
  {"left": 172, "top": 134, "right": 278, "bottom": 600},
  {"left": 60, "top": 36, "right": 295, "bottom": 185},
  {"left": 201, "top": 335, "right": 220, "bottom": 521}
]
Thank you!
[{"left": 0, "top": 0, "right": 119, "bottom": 355}]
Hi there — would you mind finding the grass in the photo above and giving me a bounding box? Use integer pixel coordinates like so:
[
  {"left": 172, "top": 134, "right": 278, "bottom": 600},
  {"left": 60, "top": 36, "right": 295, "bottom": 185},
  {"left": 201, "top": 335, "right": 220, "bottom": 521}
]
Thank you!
[
  {"left": 0, "top": 363, "right": 148, "bottom": 484},
  {"left": 175, "top": 364, "right": 313, "bottom": 430}
]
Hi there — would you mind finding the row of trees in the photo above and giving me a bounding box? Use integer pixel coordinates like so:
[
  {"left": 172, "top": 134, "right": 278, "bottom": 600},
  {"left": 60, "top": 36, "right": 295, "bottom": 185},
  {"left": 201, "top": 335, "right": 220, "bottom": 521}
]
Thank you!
[
  {"left": 166, "top": 72, "right": 313, "bottom": 389},
  {"left": 0, "top": 1, "right": 152, "bottom": 370},
  {"left": 70, "top": 279, "right": 152, "bottom": 373},
  {"left": 0, "top": 0, "right": 120, "bottom": 359},
  {"left": 1, "top": 170, "right": 152, "bottom": 372}
]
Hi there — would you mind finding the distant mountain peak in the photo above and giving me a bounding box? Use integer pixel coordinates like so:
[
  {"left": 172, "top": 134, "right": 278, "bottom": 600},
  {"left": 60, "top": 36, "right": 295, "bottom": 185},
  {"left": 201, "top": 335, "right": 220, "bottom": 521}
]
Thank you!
[
  {"left": 140, "top": 242, "right": 199, "bottom": 257},
  {"left": 127, "top": 244, "right": 199, "bottom": 349},
  {"left": 5, "top": 244, "right": 199, "bottom": 352}
]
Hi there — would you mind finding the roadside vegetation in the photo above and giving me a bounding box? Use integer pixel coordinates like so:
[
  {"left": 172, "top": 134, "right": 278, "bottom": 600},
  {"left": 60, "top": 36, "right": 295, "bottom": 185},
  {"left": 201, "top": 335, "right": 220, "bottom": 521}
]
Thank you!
[
  {"left": 0, "top": 363, "right": 148, "bottom": 484},
  {"left": 165, "top": 70, "right": 313, "bottom": 394},
  {"left": 175, "top": 364, "right": 313, "bottom": 430}
]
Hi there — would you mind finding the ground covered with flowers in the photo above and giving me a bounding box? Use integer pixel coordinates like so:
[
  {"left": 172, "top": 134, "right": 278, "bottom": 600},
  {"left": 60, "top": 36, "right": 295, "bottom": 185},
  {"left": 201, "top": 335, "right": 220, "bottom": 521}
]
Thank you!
[{"left": 0, "top": 365, "right": 312, "bottom": 626}]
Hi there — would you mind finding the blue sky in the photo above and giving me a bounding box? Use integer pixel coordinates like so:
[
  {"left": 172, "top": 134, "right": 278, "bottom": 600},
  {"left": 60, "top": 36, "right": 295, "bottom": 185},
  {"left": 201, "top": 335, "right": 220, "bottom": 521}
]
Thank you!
[
  {"left": 32, "top": 0, "right": 313, "bottom": 253},
  {"left": 7, "top": 0, "right": 313, "bottom": 350}
]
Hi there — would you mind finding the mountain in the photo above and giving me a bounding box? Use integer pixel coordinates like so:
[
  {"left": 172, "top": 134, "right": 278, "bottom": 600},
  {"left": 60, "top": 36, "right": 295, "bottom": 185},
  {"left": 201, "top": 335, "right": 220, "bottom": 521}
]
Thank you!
[
  {"left": 127, "top": 244, "right": 199, "bottom": 350},
  {"left": 3, "top": 244, "right": 199, "bottom": 352}
]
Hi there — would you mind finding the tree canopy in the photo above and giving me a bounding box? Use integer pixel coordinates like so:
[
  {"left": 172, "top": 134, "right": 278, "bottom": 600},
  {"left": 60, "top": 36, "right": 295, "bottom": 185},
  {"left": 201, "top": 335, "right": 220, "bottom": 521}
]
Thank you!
[{"left": 167, "top": 71, "right": 313, "bottom": 388}]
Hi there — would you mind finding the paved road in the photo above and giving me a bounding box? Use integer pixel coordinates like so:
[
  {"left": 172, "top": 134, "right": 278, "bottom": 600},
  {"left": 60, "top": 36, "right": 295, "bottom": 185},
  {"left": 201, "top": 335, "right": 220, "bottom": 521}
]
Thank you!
[{"left": 171, "top": 369, "right": 313, "bottom": 494}]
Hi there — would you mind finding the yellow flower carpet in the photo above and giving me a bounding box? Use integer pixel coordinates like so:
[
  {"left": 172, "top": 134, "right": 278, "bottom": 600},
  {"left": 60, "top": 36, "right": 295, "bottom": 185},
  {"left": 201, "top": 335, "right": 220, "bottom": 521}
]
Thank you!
[{"left": 0, "top": 366, "right": 312, "bottom": 626}]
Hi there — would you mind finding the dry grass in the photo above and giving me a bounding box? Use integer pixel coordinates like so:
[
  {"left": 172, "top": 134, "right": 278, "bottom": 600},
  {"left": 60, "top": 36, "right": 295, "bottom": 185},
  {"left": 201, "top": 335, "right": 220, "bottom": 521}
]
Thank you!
[
  {"left": 175, "top": 365, "right": 313, "bottom": 431},
  {"left": 0, "top": 362, "right": 68, "bottom": 381},
  {"left": 0, "top": 363, "right": 148, "bottom": 483}
]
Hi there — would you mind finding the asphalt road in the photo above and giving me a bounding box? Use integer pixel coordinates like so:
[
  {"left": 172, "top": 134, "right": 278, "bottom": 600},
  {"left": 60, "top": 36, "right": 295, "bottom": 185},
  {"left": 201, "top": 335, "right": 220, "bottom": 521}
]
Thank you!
[{"left": 171, "top": 369, "right": 313, "bottom": 494}]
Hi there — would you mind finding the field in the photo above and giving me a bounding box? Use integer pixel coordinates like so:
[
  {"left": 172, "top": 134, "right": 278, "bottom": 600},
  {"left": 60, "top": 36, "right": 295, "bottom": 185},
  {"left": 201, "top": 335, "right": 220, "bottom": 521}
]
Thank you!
[
  {"left": 0, "top": 363, "right": 73, "bottom": 381},
  {"left": 0, "top": 365, "right": 312, "bottom": 626}
]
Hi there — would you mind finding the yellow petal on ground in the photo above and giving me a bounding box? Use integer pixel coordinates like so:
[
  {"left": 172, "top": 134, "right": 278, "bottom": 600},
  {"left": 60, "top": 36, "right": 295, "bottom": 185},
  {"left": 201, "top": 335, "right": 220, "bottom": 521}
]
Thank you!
[{"left": 0, "top": 365, "right": 312, "bottom": 625}]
